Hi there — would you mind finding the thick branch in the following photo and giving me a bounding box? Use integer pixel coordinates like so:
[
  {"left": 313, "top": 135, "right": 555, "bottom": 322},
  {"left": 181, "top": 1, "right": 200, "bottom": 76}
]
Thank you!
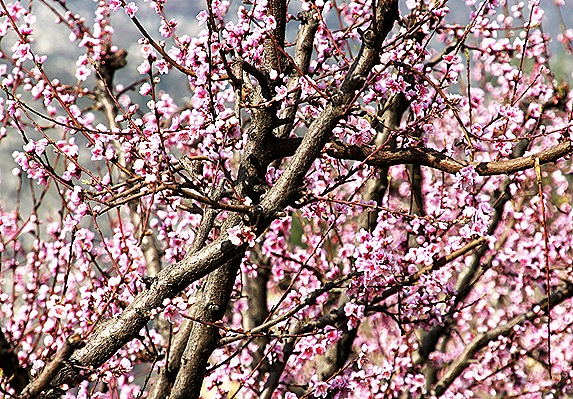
[
  {"left": 259, "top": 0, "right": 398, "bottom": 218},
  {"left": 340, "top": 0, "right": 398, "bottom": 97},
  {"left": 255, "top": 4, "right": 399, "bottom": 396},
  {"left": 276, "top": 9, "right": 319, "bottom": 138},
  {"left": 34, "top": 215, "right": 247, "bottom": 398},
  {"left": 33, "top": 1, "right": 400, "bottom": 396},
  {"left": 147, "top": 202, "right": 221, "bottom": 399},
  {"left": 263, "top": 0, "right": 287, "bottom": 72},
  {"left": 170, "top": 256, "right": 243, "bottom": 399},
  {"left": 74, "top": 222, "right": 244, "bottom": 363},
  {"left": 164, "top": 3, "right": 291, "bottom": 395},
  {"left": 20, "top": 334, "right": 83, "bottom": 399},
  {"left": 325, "top": 140, "right": 572, "bottom": 176},
  {"left": 316, "top": 303, "right": 358, "bottom": 381}
]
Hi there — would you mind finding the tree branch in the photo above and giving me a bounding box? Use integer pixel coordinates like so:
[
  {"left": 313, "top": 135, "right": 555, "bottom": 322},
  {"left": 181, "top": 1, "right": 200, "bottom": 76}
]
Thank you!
[
  {"left": 325, "top": 140, "right": 573, "bottom": 176},
  {"left": 147, "top": 198, "right": 223, "bottom": 399},
  {"left": 170, "top": 255, "right": 243, "bottom": 399},
  {"left": 254, "top": 4, "right": 400, "bottom": 396},
  {"left": 35, "top": 215, "right": 247, "bottom": 398},
  {"left": 276, "top": 9, "right": 319, "bottom": 139},
  {"left": 92, "top": 43, "right": 173, "bottom": 345},
  {"left": 29, "top": 1, "right": 399, "bottom": 396},
  {"left": 20, "top": 334, "right": 83, "bottom": 399}
]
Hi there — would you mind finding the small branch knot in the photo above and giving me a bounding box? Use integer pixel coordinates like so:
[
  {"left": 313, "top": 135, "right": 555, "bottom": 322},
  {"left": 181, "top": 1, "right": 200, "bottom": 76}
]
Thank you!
[
  {"left": 327, "top": 87, "right": 344, "bottom": 106},
  {"left": 102, "top": 48, "right": 128, "bottom": 71}
]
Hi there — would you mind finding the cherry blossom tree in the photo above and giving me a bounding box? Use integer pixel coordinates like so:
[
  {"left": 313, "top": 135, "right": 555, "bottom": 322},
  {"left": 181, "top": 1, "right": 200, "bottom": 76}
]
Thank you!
[{"left": 1, "top": 0, "right": 573, "bottom": 398}]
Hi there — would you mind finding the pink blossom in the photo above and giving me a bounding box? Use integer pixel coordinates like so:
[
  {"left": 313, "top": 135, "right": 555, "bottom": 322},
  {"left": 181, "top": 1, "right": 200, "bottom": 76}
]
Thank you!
[
  {"left": 23, "top": 138, "right": 49, "bottom": 156},
  {"left": 124, "top": 2, "right": 138, "bottom": 18},
  {"left": 344, "top": 302, "right": 365, "bottom": 329},
  {"left": 163, "top": 304, "right": 182, "bottom": 323},
  {"left": 443, "top": 54, "right": 460, "bottom": 64},
  {"left": 12, "top": 42, "right": 33, "bottom": 63},
  {"left": 56, "top": 138, "right": 79, "bottom": 158},
  {"left": 137, "top": 60, "right": 151, "bottom": 75},
  {"left": 159, "top": 18, "right": 177, "bottom": 38},
  {"left": 155, "top": 59, "right": 169, "bottom": 74},
  {"left": 1, "top": 2, "right": 573, "bottom": 398},
  {"left": 455, "top": 166, "right": 479, "bottom": 191},
  {"left": 196, "top": 10, "right": 209, "bottom": 25},
  {"left": 312, "top": 380, "right": 329, "bottom": 398},
  {"left": 108, "top": 0, "right": 121, "bottom": 12},
  {"left": 386, "top": 75, "right": 409, "bottom": 94},
  {"left": 228, "top": 225, "right": 257, "bottom": 247},
  {"left": 140, "top": 43, "right": 157, "bottom": 60},
  {"left": 274, "top": 85, "right": 288, "bottom": 100},
  {"left": 139, "top": 82, "right": 152, "bottom": 96},
  {"left": 75, "top": 65, "right": 91, "bottom": 81}
]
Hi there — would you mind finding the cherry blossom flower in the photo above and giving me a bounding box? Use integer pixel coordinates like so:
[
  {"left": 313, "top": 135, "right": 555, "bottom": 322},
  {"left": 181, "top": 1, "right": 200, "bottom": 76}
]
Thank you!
[
  {"left": 109, "top": 0, "right": 121, "bottom": 12},
  {"left": 228, "top": 225, "right": 257, "bottom": 247},
  {"left": 455, "top": 166, "right": 479, "bottom": 191},
  {"left": 124, "top": 2, "right": 138, "bottom": 18},
  {"left": 163, "top": 304, "right": 182, "bottom": 323}
]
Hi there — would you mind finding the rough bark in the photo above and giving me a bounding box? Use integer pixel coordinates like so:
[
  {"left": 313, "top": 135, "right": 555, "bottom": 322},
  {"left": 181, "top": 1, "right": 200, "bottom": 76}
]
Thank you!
[
  {"left": 325, "top": 140, "right": 572, "bottom": 176},
  {"left": 21, "top": 0, "right": 404, "bottom": 396},
  {"left": 147, "top": 203, "right": 221, "bottom": 399},
  {"left": 276, "top": 9, "right": 319, "bottom": 139},
  {"left": 30, "top": 213, "right": 246, "bottom": 399},
  {"left": 19, "top": 335, "right": 83, "bottom": 399},
  {"left": 4, "top": 1, "right": 573, "bottom": 399},
  {"left": 170, "top": 255, "right": 243, "bottom": 399},
  {"left": 165, "top": 0, "right": 289, "bottom": 395}
]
